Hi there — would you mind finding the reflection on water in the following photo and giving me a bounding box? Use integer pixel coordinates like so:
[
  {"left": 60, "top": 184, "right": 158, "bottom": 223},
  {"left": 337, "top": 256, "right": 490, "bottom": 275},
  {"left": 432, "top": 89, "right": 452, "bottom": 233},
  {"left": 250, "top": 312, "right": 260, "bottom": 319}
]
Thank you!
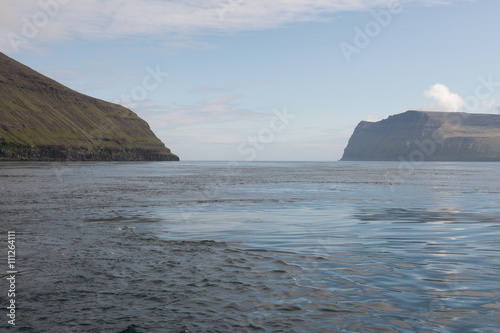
[{"left": 1, "top": 161, "right": 500, "bottom": 332}]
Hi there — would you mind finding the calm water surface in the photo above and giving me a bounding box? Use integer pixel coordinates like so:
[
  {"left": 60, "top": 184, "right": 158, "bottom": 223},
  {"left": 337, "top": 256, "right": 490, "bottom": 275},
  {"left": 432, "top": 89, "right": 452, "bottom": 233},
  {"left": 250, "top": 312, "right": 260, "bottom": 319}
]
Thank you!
[{"left": 1, "top": 161, "right": 500, "bottom": 332}]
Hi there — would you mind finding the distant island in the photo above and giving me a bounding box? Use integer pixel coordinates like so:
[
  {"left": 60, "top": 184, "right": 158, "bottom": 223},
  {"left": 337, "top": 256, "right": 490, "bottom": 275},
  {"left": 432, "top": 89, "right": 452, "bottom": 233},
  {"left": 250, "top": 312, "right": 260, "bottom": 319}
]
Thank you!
[
  {"left": 0, "top": 52, "right": 179, "bottom": 161},
  {"left": 341, "top": 110, "right": 500, "bottom": 161}
]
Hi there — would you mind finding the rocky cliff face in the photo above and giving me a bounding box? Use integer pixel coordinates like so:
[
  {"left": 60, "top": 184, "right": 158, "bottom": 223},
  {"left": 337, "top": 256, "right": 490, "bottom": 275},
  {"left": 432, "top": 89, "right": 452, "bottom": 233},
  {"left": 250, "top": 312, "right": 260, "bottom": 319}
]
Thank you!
[
  {"left": 341, "top": 110, "right": 500, "bottom": 161},
  {"left": 0, "top": 52, "right": 179, "bottom": 161}
]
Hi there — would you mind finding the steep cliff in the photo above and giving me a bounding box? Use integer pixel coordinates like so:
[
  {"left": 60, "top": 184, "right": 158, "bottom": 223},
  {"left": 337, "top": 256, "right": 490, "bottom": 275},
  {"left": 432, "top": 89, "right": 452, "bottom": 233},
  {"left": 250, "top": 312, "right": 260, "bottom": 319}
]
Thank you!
[
  {"left": 0, "top": 52, "right": 179, "bottom": 161},
  {"left": 341, "top": 110, "right": 500, "bottom": 161}
]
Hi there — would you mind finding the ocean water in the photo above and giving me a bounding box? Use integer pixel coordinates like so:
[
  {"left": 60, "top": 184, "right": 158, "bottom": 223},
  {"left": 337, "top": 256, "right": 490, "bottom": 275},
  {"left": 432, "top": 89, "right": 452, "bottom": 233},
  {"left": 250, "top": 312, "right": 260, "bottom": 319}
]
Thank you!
[{"left": 1, "top": 161, "right": 500, "bottom": 332}]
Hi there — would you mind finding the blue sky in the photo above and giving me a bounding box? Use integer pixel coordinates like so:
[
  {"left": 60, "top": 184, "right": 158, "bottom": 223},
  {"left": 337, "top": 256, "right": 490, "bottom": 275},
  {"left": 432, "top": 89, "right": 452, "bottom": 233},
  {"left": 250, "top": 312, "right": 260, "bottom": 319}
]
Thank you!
[{"left": 1, "top": 0, "right": 499, "bottom": 161}]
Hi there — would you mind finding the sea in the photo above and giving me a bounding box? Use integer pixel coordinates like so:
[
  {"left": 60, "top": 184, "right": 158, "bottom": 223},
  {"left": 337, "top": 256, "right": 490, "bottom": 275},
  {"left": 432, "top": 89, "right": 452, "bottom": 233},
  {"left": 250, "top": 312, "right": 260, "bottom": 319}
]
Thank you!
[{"left": 1, "top": 161, "right": 500, "bottom": 332}]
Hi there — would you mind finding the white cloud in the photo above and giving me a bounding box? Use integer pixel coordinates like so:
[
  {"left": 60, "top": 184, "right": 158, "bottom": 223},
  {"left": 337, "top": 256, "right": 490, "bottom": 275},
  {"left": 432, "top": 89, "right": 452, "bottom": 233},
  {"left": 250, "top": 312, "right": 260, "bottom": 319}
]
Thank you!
[
  {"left": 0, "top": 0, "right": 469, "bottom": 52},
  {"left": 364, "top": 113, "right": 383, "bottom": 122},
  {"left": 421, "top": 83, "right": 464, "bottom": 112}
]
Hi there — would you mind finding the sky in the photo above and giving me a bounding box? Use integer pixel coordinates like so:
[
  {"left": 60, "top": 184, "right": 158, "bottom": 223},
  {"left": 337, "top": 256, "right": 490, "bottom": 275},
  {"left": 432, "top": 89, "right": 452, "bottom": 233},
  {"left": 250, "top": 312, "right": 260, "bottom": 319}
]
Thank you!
[{"left": 1, "top": 0, "right": 500, "bottom": 161}]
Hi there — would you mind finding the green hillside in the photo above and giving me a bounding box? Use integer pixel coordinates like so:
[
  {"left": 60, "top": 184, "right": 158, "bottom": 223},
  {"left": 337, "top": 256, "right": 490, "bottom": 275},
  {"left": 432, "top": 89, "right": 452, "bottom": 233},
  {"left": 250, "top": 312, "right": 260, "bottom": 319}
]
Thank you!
[{"left": 0, "top": 52, "right": 179, "bottom": 161}]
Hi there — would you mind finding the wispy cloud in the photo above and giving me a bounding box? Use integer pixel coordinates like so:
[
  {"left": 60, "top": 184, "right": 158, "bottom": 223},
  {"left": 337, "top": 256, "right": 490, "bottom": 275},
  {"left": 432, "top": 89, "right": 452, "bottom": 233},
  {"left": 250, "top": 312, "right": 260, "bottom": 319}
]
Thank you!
[
  {"left": 143, "top": 98, "right": 291, "bottom": 160},
  {"left": 143, "top": 95, "right": 266, "bottom": 129},
  {"left": 0, "top": 0, "right": 470, "bottom": 52},
  {"left": 189, "top": 81, "right": 265, "bottom": 94}
]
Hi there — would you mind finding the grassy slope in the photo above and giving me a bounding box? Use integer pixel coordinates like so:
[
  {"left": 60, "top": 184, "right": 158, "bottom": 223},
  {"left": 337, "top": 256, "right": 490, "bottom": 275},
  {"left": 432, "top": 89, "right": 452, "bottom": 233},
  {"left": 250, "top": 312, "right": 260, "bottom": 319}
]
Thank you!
[{"left": 0, "top": 52, "right": 179, "bottom": 161}]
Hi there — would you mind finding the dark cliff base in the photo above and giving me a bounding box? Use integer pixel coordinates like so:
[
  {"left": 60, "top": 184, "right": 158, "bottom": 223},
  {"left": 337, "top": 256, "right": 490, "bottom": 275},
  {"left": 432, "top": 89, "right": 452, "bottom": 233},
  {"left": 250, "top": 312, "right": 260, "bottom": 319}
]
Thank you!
[
  {"left": 0, "top": 144, "right": 180, "bottom": 161},
  {"left": 341, "top": 110, "right": 500, "bottom": 162}
]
